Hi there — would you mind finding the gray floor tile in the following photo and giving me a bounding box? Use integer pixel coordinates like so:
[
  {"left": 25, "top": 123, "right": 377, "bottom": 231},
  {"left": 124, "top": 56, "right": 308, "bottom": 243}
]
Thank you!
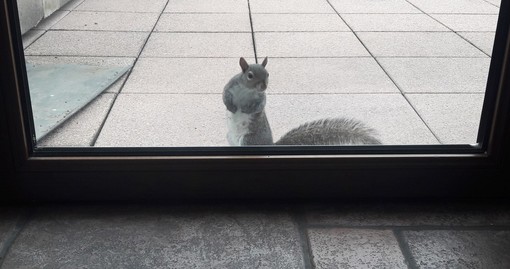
[
  {"left": 262, "top": 58, "right": 399, "bottom": 94},
  {"left": 430, "top": 14, "right": 499, "bottom": 32},
  {"left": 121, "top": 58, "right": 243, "bottom": 94},
  {"left": 165, "top": 0, "right": 249, "bottom": 13},
  {"left": 267, "top": 94, "right": 439, "bottom": 145},
  {"left": 141, "top": 33, "right": 254, "bottom": 57},
  {"left": 250, "top": 0, "right": 335, "bottom": 13},
  {"left": 76, "top": 0, "right": 167, "bottom": 13},
  {"left": 34, "top": 11, "right": 70, "bottom": 30},
  {"left": 95, "top": 93, "right": 228, "bottom": 147},
  {"left": 22, "top": 30, "right": 45, "bottom": 49},
  {"left": 378, "top": 58, "right": 490, "bottom": 93},
  {"left": 24, "top": 56, "right": 135, "bottom": 93},
  {"left": 357, "top": 32, "right": 487, "bottom": 57},
  {"left": 459, "top": 32, "right": 495, "bottom": 56},
  {"left": 252, "top": 13, "right": 350, "bottom": 32},
  {"left": 406, "top": 93, "right": 484, "bottom": 144},
  {"left": 155, "top": 13, "right": 251, "bottom": 32},
  {"left": 403, "top": 230, "right": 510, "bottom": 269},
  {"left": 306, "top": 203, "right": 510, "bottom": 226},
  {"left": 406, "top": 0, "right": 499, "bottom": 14},
  {"left": 24, "top": 30, "right": 149, "bottom": 57},
  {"left": 2, "top": 207, "right": 305, "bottom": 269},
  {"left": 329, "top": 0, "right": 420, "bottom": 13},
  {"left": 342, "top": 14, "right": 449, "bottom": 32},
  {"left": 38, "top": 93, "right": 115, "bottom": 147},
  {"left": 256, "top": 32, "right": 369, "bottom": 57},
  {"left": 308, "top": 228, "right": 407, "bottom": 269},
  {"left": 52, "top": 11, "right": 159, "bottom": 31}
]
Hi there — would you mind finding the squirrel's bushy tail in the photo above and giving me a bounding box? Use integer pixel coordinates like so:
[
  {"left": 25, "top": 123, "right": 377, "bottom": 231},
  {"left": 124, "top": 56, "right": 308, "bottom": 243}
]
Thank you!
[{"left": 275, "top": 118, "right": 381, "bottom": 145}]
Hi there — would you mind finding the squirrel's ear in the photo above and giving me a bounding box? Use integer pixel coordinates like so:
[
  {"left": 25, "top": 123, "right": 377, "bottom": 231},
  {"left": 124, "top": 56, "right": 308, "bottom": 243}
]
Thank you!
[
  {"left": 261, "top": 57, "right": 268, "bottom": 67},
  {"left": 239, "top": 57, "right": 249, "bottom": 73}
]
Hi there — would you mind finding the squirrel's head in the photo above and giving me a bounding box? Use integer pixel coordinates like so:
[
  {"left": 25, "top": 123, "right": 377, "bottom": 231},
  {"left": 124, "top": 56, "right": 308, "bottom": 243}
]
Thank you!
[{"left": 239, "top": 57, "right": 269, "bottom": 92}]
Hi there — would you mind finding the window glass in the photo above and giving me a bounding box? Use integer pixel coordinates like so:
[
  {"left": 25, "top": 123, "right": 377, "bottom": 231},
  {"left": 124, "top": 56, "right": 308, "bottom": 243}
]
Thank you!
[{"left": 18, "top": 0, "right": 501, "bottom": 148}]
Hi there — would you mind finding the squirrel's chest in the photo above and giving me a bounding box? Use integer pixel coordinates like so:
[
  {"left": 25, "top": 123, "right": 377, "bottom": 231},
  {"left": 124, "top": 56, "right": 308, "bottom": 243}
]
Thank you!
[{"left": 226, "top": 111, "right": 253, "bottom": 146}]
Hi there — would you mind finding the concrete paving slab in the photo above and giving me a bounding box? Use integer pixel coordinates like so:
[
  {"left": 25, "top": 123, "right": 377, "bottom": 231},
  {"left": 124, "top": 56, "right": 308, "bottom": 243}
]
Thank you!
[
  {"left": 34, "top": 11, "right": 70, "bottom": 30},
  {"left": 262, "top": 58, "right": 399, "bottom": 94},
  {"left": 250, "top": 0, "right": 335, "bottom": 13},
  {"left": 430, "top": 14, "right": 499, "bottom": 32},
  {"left": 267, "top": 94, "right": 439, "bottom": 145},
  {"left": 405, "top": 93, "right": 484, "bottom": 144},
  {"left": 256, "top": 32, "right": 369, "bottom": 57},
  {"left": 37, "top": 93, "right": 115, "bottom": 147},
  {"left": 342, "top": 14, "right": 449, "bottom": 32},
  {"left": 329, "top": 0, "right": 420, "bottom": 13},
  {"left": 2, "top": 207, "right": 304, "bottom": 268},
  {"left": 306, "top": 203, "right": 510, "bottom": 226},
  {"left": 22, "top": 30, "right": 45, "bottom": 49},
  {"left": 52, "top": 11, "right": 159, "bottom": 31},
  {"left": 165, "top": 0, "right": 249, "bottom": 13},
  {"left": 155, "top": 13, "right": 251, "bottom": 32},
  {"left": 378, "top": 58, "right": 490, "bottom": 93},
  {"left": 308, "top": 228, "right": 407, "bottom": 269},
  {"left": 403, "top": 230, "right": 510, "bottom": 269},
  {"left": 95, "top": 93, "right": 228, "bottom": 146},
  {"left": 24, "top": 30, "right": 149, "bottom": 57},
  {"left": 406, "top": 0, "right": 499, "bottom": 14},
  {"left": 122, "top": 58, "right": 245, "bottom": 94},
  {"left": 24, "top": 56, "right": 135, "bottom": 94},
  {"left": 357, "top": 32, "right": 487, "bottom": 57},
  {"left": 76, "top": 0, "right": 167, "bottom": 13},
  {"left": 252, "top": 13, "right": 350, "bottom": 32},
  {"left": 141, "top": 33, "right": 254, "bottom": 57},
  {"left": 95, "top": 93, "right": 438, "bottom": 147},
  {"left": 459, "top": 32, "right": 495, "bottom": 56}
]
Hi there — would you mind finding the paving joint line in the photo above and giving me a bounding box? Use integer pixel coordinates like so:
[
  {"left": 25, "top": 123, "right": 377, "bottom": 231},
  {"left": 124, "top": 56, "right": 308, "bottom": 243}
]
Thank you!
[
  {"left": 393, "top": 229, "right": 419, "bottom": 269},
  {"left": 325, "top": 0, "right": 443, "bottom": 143},
  {"left": 247, "top": 0, "right": 258, "bottom": 62},
  {"left": 0, "top": 208, "right": 34, "bottom": 268},
  {"left": 90, "top": 0, "right": 171, "bottom": 146},
  {"left": 292, "top": 210, "right": 315, "bottom": 269},
  {"left": 403, "top": 0, "right": 493, "bottom": 57}
]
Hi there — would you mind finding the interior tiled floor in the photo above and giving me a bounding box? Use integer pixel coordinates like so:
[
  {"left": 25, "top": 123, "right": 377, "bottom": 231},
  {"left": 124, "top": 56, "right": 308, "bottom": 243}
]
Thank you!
[
  {"left": 21, "top": 0, "right": 500, "bottom": 147},
  {"left": 1, "top": 202, "right": 510, "bottom": 268}
]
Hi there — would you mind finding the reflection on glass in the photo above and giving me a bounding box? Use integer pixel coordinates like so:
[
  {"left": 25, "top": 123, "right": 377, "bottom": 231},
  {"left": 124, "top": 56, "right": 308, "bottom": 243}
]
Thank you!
[{"left": 18, "top": 0, "right": 501, "bottom": 147}]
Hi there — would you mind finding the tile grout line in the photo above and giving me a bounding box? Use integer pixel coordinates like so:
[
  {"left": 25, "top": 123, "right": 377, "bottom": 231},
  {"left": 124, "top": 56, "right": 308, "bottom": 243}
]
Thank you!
[
  {"left": 247, "top": 0, "right": 258, "bottom": 62},
  {"left": 480, "top": 0, "right": 500, "bottom": 8},
  {"left": 89, "top": 0, "right": 171, "bottom": 146},
  {"left": 393, "top": 229, "right": 419, "bottom": 269},
  {"left": 402, "top": 0, "right": 492, "bottom": 58},
  {"left": 0, "top": 208, "right": 34, "bottom": 269},
  {"left": 325, "top": 0, "right": 444, "bottom": 144},
  {"left": 292, "top": 210, "right": 316, "bottom": 269}
]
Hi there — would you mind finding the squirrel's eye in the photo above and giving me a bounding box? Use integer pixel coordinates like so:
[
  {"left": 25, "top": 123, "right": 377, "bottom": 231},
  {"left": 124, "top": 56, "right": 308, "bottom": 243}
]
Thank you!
[{"left": 247, "top": 72, "right": 254, "bottom": 80}]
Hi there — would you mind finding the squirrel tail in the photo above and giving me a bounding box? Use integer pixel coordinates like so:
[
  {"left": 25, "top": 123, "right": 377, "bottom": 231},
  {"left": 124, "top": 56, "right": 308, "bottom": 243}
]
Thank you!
[{"left": 275, "top": 118, "right": 382, "bottom": 145}]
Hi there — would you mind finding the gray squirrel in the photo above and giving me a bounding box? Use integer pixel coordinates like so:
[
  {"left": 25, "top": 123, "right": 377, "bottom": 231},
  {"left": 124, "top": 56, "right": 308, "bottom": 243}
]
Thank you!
[{"left": 223, "top": 57, "right": 382, "bottom": 146}]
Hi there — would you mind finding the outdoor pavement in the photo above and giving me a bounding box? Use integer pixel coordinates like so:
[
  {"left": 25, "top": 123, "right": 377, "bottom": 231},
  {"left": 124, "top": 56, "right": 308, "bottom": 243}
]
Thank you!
[
  {"left": 1, "top": 203, "right": 510, "bottom": 268},
  {"left": 21, "top": 0, "right": 500, "bottom": 147}
]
